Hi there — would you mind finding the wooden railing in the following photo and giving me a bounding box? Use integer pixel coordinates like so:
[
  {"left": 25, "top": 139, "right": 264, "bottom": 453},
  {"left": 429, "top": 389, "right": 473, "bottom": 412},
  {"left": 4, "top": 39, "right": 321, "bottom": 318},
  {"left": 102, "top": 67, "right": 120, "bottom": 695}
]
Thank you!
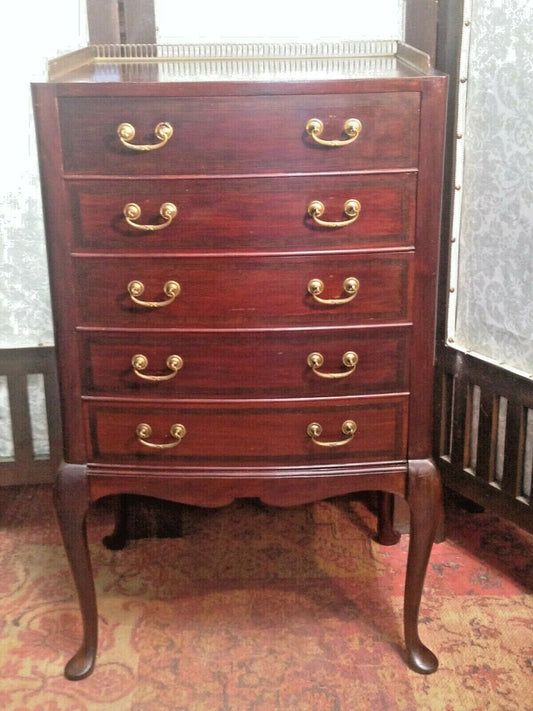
[
  {"left": 0, "top": 347, "right": 62, "bottom": 486},
  {"left": 435, "top": 348, "right": 533, "bottom": 533}
]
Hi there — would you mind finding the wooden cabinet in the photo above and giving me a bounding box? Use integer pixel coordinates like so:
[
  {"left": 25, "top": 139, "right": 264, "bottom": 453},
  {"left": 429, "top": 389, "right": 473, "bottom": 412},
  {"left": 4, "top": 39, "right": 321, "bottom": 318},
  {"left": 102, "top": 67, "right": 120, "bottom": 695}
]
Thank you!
[{"left": 32, "top": 41, "right": 447, "bottom": 680}]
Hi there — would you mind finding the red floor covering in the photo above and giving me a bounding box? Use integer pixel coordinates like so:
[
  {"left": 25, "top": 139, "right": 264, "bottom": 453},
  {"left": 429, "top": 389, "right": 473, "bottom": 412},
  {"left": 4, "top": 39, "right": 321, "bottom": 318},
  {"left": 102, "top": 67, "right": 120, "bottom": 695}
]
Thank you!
[{"left": 0, "top": 485, "right": 532, "bottom": 710}]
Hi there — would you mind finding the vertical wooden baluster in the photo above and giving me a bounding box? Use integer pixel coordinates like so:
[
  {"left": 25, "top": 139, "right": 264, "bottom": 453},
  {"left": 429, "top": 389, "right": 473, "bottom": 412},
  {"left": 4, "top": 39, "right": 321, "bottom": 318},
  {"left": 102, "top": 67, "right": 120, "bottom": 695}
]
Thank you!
[
  {"left": 437, "top": 370, "right": 454, "bottom": 459},
  {"left": 450, "top": 376, "right": 469, "bottom": 471},
  {"left": 475, "top": 388, "right": 498, "bottom": 482},
  {"left": 521, "top": 410, "right": 533, "bottom": 501},
  {"left": 501, "top": 402, "right": 525, "bottom": 498}
]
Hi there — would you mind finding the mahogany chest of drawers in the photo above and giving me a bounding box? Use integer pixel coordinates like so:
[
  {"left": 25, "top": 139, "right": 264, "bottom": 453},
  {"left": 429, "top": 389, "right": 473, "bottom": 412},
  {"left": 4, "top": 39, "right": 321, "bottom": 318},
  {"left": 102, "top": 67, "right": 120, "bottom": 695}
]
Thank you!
[{"left": 32, "top": 41, "right": 447, "bottom": 680}]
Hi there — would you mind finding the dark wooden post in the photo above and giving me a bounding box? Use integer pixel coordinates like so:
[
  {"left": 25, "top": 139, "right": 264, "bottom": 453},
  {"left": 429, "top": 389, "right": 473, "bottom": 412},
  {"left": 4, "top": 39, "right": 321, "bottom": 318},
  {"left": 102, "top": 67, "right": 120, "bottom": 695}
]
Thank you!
[
  {"left": 405, "top": 0, "right": 439, "bottom": 65},
  {"left": 87, "top": 0, "right": 156, "bottom": 44}
]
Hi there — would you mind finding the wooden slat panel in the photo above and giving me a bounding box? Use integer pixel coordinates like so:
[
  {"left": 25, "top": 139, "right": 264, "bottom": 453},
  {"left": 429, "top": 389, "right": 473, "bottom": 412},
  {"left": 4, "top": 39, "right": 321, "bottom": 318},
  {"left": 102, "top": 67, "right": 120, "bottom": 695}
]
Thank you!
[
  {"left": 438, "top": 347, "right": 533, "bottom": 408},
  {"left": 43, "top": 366, "right": 63, "bottom": 472},
  {"left": 502, "top": 402, "right": 525, "bottom": 498},
  {"left": 438, "top": 454, "right": 533, "bottom": 533},
  {"left": 0, "top": 347, "right": 62, "bottom": 486},
  {"left": 475, "top": 388, "right": 497, "bottom": 483},
  {"left": 434, "top": 353, "right": 533, "bottom": 533},
  {"left": 450, "top": 375, "right": 468, "bottom": 470},
  {"left": 7, "top": 374, "right": 33, "bottom": 472},
  {"left": 435, "top": 370, "right": 452, "bottom": 458}
]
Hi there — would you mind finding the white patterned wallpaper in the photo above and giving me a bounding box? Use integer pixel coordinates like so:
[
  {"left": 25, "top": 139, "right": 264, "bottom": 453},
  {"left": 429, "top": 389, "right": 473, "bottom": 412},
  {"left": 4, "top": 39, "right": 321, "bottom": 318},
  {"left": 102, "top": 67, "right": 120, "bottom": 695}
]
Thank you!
[
  {"left": 0, "top": 2, "right": 89, "bottom": 349},
  {"left": 0, "top": 3, "right": 88, "bottom": 462},
  {"left": 452, "top": 0, "right": 533, "bottom": 375}
]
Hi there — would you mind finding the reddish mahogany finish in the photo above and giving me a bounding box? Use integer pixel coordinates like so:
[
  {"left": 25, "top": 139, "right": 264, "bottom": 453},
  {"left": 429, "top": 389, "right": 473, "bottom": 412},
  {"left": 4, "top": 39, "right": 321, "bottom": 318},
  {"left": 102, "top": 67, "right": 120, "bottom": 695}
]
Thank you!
[
  {"left": 73, "top": 253, "right": 414, "bottom": 328},
  {"left": 79, "top": 326, "right": 410, "bottom": 398},
  {"left": 84, "top": 395, "right": 408, "bottom": 464},
  {"left": 58, "top": 92, "right": 420, "bottom": 175},
  {"left": 32, "top": 48, "right": 446, "bottom": 680},
  {"left": 68, "top": 173, "right": 417, "bottom": 253}
]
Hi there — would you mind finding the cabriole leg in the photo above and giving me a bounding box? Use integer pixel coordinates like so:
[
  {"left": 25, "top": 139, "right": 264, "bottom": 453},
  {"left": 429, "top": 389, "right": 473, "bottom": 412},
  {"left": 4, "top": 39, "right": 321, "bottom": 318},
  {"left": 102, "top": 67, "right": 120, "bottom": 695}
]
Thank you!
[
  {"left": 404, "top": 459, "right": 443, "bottom": 674},
  {"left": 53, "top": 464, "right": 97, "bottom": 680},
  {"left": 376, "top": 491, "right": 401, "bottom": 545},
  {"left": 102, "top": 494, "right": 129, "bottom": 550}
]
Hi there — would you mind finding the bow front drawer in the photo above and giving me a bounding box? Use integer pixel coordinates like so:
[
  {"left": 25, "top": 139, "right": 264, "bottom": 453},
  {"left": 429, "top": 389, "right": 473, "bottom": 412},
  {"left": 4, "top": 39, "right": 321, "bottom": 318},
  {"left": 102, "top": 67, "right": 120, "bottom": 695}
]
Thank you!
[
  {"left": 68, "top": 173, "right": 416, "bottom": 253},
  {"left": 83, "top": 396, "right": 408, "bottom": 466},
  {"left": 79, "top": 326, "right": 410, "bottom": 399},
  {"left": 58, "top": 92, "right": 420, "bottom": 176},
  {"left": 73, "top": 253, "right": 413, "bottom": 328}
]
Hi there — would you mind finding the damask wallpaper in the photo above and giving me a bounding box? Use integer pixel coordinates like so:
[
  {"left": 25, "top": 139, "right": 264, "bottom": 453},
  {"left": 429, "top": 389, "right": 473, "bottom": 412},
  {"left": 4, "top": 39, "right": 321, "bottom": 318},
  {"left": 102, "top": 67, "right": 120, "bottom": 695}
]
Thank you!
[
  {"left": 453, "top": 0, "right": 533, "bottom": 375},
  {"left": 0, "top": 2, "right": 88, "bottom": 348},
  {"left": 0, "top": 2, "right": 88, "bottom": 461}
]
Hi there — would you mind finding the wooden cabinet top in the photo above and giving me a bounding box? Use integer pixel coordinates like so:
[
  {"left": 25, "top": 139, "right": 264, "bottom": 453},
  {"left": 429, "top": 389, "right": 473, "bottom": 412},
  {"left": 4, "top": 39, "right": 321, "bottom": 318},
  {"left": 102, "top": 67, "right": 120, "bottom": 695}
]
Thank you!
[{"left": 44, "top": 40, "right": 443, "bottom": 86}]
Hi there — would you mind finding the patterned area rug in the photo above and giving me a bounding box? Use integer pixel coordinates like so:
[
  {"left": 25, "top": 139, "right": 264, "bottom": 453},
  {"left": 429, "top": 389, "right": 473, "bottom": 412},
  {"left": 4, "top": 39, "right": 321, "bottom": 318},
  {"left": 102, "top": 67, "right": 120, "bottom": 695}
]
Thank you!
[{"left": 0, "top": 485, "right": 532, "bottom": 710}]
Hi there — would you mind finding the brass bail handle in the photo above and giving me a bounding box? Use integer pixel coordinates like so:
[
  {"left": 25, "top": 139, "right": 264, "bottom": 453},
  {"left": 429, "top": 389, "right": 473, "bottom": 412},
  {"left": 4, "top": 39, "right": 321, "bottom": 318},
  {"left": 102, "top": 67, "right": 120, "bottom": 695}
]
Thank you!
[
  {"left": 135, "top": 423, "right": 186, "bottom": 449},
  {"left": 127, "top": 280, "right": 181, "bottom": 308},
  {"left": 307, "top": 277, "right": 360, "bottom": 305},
  {"left": 307, "top": 420, "right": 357, "bottom": 447},
  {"left": 123, "top": 202, "right": 178, "bottom": 231},
  {"left": 307, "top": 199, "right": 361, "bottom": 228},
  {"left": 305, "top": 118, "right": 362, "bottom": 146},
  {"left": 117, "top": 121, "right": 173, "bottom": 151},
  {"left": 131, "top": 354, "right": 184, "bottom": 382},
  {"left": 307, "top": 351, "right": 359, "bottom": 379}
]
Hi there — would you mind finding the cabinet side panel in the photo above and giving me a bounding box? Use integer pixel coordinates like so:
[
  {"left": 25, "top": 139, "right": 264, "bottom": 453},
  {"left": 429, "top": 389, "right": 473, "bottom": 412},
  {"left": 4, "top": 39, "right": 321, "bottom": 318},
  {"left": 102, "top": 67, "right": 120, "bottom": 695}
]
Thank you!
[
  {"left": 408, "top": 76, "right": 448, "bottom": 458},
  {"left": 31, "top": 84, "right": 86, "bottom": 463}
]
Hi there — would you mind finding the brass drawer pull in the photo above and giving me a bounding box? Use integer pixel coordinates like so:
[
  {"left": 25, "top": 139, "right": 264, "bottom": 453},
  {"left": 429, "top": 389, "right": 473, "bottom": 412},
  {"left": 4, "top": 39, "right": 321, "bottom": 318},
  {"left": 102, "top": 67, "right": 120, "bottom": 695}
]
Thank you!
[
  {"left": 305, "top": 118, "right": 362, "bottom": 146},
  {"left": 131, "top": 354, "right": 183, "bottom": 382},
  {"left": 307, "top": 199, "right": 361, "bottom": 228},
  {"left": 127, "top": 280, "right": 181, "bottom": 308},
  {"left": 307, "top": 277, "right": 359, "bottom": 305},
  {"left": 136, "top": 423, "right": 186, "bottom": 449},
  {"left": 117, "top": 121, "right": 173, "bottom": 151},
  {"left": 307, "top": 351, "right": 358, "bottom": 379},
  {"left": 123, "top": 202, "right": 178, "bottom": 231},
  {"left": 307, "top": 420, "right": 357, "bottom": 447}
]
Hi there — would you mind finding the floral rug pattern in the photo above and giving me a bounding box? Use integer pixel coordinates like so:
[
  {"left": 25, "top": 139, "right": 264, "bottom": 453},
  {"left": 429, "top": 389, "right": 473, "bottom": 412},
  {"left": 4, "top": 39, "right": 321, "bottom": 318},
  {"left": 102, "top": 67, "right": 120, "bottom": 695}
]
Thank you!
[{"left": 0, "top": 485, "right": 532, "bottom": 710}]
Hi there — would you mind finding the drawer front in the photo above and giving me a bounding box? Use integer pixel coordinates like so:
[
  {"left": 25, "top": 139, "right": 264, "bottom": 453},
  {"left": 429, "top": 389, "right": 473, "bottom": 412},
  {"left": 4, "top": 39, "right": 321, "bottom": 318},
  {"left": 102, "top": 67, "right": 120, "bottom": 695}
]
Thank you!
[
  {"left": 68, "top": 173, "right": 416, "bottom": 253},
  {"left": 80, "top": 326, "right": 410, "bottom": 398},
  {"left": 84, "top": 396, "right": 408, "bottom": 465},
  {"left": 73, "top": 253, "right": 413, "bottom": 328},
  {"left": 58, "top": 93, "right": 420, "bottom": 175}
]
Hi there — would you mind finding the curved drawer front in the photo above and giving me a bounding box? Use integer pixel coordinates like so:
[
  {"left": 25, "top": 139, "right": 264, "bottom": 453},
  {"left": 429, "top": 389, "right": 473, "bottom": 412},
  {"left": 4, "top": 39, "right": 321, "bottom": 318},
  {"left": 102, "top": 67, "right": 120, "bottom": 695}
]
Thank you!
[
  {"left": 79, "top": 326, "right": 410, "bottom": 398},
  {"left": 84, "top": 396, "right": 408, "bottom": 466},
  {"left": 68, "top": 173, "right": 416, "bottom": 253},
  {"left": 58, "top": 93, "right": 420, "bottom": 175},
  {"left": 73, "top": 253, "right": 413, "bottom": 328}
]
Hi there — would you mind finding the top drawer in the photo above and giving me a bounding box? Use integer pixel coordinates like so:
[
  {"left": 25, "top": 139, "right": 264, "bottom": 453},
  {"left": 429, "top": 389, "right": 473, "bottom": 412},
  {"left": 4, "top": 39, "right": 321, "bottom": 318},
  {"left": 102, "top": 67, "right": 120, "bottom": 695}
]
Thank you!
[{"left": 58, "top": 93, "right": 420, "bottom": 176}]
